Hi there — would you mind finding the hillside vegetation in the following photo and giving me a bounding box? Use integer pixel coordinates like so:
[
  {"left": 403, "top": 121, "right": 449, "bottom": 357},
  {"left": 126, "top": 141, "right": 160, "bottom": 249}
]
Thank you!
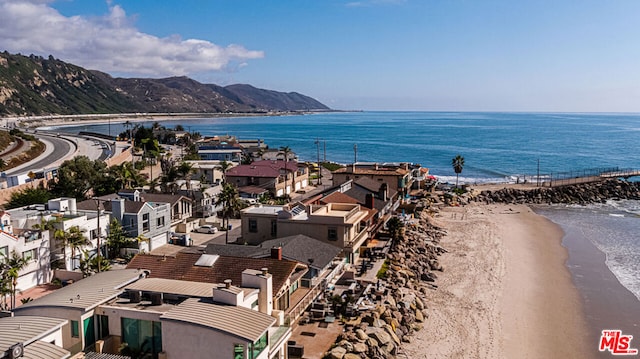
[{"left": 0, "top": 51, "right": 330, "bottom": 116}]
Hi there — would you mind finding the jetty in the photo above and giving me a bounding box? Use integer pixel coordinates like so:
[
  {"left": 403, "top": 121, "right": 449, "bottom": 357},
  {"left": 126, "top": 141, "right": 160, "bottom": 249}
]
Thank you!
[{"left": 532, "top": 167, "right": 640, "bottom": 187}]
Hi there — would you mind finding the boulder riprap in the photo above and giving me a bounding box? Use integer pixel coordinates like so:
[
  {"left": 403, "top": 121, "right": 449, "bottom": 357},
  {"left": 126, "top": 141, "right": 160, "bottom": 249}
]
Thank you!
[
  {"left": 473, "top": 179, "right": 640, "bottom": 205},
  {"left": 323, "top": 213, "right": 446, "bottom": 359}
]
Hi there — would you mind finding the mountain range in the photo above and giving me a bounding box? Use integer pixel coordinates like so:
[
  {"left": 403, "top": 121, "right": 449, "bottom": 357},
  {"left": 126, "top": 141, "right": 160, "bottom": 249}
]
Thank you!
[{"left": 0, "top": 51, "right": 330, "bottom": 116}]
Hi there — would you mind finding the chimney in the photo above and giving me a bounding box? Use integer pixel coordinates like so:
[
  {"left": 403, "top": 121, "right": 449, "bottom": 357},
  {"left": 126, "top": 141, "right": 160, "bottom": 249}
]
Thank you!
[
  {"left": 271, "top": 246, "right": 282, "bottom": 260},
  {"left": 261, "top": 267, "right": 269, "bottom": 276},
  {"left": 224, "top": 279, "right": 232, "bottom": 289},
  {"left": 242, "top": 269, "right": 273, "bottom": 315},
  {"left": 365, "top": 193, "right": 375, "bottom": 209}
]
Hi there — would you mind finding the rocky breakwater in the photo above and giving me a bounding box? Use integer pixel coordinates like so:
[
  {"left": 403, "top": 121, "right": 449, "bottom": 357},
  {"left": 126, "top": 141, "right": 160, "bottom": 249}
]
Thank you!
[
  {"left": 473, "top": 179, "right": 640, "bottom": 205},
  {"left": 325, "top": 214, "right": 447, "bottom": 359}
]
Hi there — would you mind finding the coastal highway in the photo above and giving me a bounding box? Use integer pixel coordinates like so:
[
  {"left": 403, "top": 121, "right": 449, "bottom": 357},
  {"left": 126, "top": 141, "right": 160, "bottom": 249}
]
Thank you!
[
  {"left": 3, "top": 131, "right": 119, "bottom": 178},
  {"left": 3, "top": 133, "right": 73, "bottom": 177}
]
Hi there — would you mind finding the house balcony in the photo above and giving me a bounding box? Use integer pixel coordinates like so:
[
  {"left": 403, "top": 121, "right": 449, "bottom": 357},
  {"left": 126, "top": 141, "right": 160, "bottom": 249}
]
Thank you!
[
  {"left": 269, "top": 326, "right": 292, "bottom": 358},
  {"left": 345, "top": 228, "right": 369, "bottom": 251}
]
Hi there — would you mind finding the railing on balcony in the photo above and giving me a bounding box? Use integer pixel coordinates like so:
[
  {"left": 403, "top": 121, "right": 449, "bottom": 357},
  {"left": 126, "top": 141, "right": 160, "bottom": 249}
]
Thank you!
[
  {"left": 346, "top": 228, "right": 368, "bottom": 249},
  {"left": 344, "top": 206, "right": 360, "bottom": 221},
  {"left": 284, "top": 284, "right": 323, "bottom": 326}
]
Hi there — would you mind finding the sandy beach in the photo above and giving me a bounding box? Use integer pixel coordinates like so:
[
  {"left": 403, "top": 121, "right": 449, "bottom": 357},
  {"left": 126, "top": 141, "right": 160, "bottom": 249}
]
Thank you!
[{"left": 402, "top": 203, "right": 595, "bottom": 359}]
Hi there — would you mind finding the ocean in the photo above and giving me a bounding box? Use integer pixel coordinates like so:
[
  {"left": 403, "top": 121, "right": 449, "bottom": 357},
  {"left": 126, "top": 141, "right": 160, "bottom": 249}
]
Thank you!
[{"left": 54, "top": 111, "right": 640, "bottom": 329}]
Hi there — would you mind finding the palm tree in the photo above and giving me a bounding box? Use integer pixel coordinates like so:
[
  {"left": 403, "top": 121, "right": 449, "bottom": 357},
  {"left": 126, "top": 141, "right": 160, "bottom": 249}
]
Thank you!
[
  {"left": 452, "top": 155, "right": 465, "bottom": 189},
  {"left": 55, "top": 226, "right": 89, "bottom": 270},
  {"left": 109, "top": 162, "right": 141, "bottom": 190},
  {"left": 278, "top": 146, "right": 294, "bottom": 198},
  {"left": 79, "top": 249, "right": 111, "bottom": 276},
  {"left": 1, "top": 249, "right": 28, "bottom": 310},
  {"left": 215, "top": 183, "right": 242, "bottom": 244},
  {"left": 218, "top": 160, "right": 232, "bottom": 184},
  {"left": 177, "top": 161, "right": 194, "bottom": 180},
  {"left": 387, "top": 216, "right": 405, "bottom": 242}
]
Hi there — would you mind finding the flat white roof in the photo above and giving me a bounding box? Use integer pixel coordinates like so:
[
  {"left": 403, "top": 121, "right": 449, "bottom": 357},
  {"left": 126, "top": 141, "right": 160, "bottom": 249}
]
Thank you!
[{"left": 243, "top": 205, "right": 282, "bottom": 215}]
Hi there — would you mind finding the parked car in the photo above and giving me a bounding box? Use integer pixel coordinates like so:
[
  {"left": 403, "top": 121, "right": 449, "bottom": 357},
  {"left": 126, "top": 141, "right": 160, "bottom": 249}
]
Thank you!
[{"left": 194, "top": 224, "right": 218, "bottom": 234}]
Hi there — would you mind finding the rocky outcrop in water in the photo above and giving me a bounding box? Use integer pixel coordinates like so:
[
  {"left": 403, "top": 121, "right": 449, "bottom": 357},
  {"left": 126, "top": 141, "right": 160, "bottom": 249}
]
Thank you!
[
  {"left": 324, "top": 215, "right": 446, "bottom": 359},
  {"left": 473, "top": 179, "right": 640, "bottom": 205}
]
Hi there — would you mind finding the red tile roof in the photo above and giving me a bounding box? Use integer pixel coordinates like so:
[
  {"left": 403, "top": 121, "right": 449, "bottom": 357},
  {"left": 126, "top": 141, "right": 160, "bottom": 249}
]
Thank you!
[
  {"left": 226, "top": 160, "right": 299, "bottom": 178},
  {"left": 320, "top": 192, "right": 360, "bottom": 205},
  {"left": 333, "top": 166, "right": 409, "bottom": 176}
]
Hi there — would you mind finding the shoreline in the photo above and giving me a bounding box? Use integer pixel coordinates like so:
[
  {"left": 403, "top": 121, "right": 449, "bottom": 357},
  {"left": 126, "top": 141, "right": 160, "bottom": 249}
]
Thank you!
[
  {"left": 402, "top": 203, "right": 595, "bottom": 358},
  {"left": 2, "top": 111, "right": 338, "bottom": 130},
  {"left": 534, "top": 207, "right": 640, "bottom": 358}
]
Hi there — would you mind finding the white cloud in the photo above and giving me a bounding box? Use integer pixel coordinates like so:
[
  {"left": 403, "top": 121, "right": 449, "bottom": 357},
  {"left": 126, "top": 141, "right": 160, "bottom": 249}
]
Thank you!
[{"left": 0, "top": 0, "right": 264, "bottom": 77}]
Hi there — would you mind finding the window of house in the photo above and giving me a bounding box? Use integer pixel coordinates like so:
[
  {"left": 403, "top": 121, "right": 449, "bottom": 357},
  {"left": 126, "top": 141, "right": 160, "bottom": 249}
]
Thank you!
[
  {"left": 71, "top": 320, "right": 79, "bottom": 338},
  {"left": 234, "top": 344, "right": 244, "bottom": 359},
  {"left": 142, "top": 213, "right": 150, "bottom": 232},
  {"left": 251, "top": 299, "right": 259, "bottom": 310},
  {"left": 22, "top": 248, "right": 38, "bottom": 262},
  {"left": 156, "top": 216, "right": 165, "bottom": 228},
  {"left": 0, "top": 246, "right": 8, "bottom": 258},
  {"left": 121, "top": 318, "right": 162, "bottom": 356},
  {"left": 328, "top": 227, "right": 338, "bottom": 241},
  {"left": 90, "top": 229, "right": 99, "bottom": 240},
  {"left": 289, "top": 280, "right": 299, "bottom": 295},
  {"left": 250, "top": 332, "right": 268, "bottom": 359},
  {"left": 270, "top": 220, "right": 277, "bottom": 238},
  {"left": 248, "top": 219, "right": 258, "bottom": 233}
]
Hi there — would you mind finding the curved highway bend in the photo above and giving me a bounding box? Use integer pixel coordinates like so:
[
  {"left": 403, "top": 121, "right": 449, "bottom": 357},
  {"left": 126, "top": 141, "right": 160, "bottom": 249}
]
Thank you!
[{"left": 3, "top": 132, "right": 113, "bottom": 177}]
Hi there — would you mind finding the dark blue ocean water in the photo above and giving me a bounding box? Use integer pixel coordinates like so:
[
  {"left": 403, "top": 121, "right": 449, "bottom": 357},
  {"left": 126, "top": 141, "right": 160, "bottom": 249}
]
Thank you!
[
  {"left": 53, "top": 111, "right": 640, "bottom": 184},
  {"left": 53, "top": 111, "right": 640, "bottom": 304}
]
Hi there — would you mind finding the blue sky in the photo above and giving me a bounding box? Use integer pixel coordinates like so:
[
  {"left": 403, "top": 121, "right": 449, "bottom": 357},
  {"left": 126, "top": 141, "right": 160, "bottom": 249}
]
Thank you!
[{"left": 1, "top": 0, "right": 640, "bottom": 112}]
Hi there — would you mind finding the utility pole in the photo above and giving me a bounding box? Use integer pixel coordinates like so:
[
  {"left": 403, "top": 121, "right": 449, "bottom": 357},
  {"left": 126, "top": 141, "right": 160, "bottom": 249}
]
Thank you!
[
  {"left": 315, "top": 138, "right": 322, "bottom": 185},
  {"left": 353, "top": 144, "right": 358, "bottom": 164},
  {"left": 323, "top": 140, "right": 326, "bottom": 162},
  {"left": 93, "top": 198, "right": 102, "bottom": 273}
]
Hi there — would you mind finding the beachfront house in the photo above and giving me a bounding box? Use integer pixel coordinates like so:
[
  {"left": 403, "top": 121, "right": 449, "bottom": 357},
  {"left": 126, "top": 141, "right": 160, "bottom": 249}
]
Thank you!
[
  {"left": 205, "top": 234, "right": 345, "bottom": 324},
  {"left": 95, "top": 269, "right": 291, "bottom": 359},
  {"left": 126, "top": 252, "right": 307, "bottom": 316},
  {"left": 240, "top": 202, "right": 370, "bottom": 264},
  {"left": 316, "top": 177, "right": 400, "bottom": 234},
  {"left": 332, "top": 162, "right": 418, "bottom": 200}
]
